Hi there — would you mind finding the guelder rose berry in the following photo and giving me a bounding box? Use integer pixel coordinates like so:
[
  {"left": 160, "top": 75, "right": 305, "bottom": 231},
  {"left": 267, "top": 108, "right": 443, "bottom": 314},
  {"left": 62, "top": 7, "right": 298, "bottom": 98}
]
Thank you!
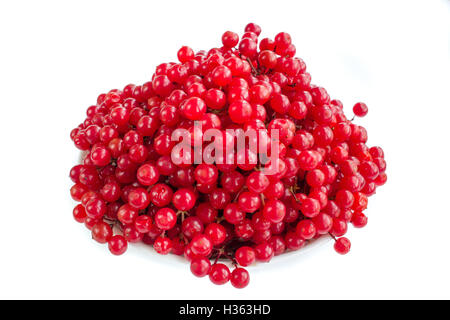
[{"left": 70, "top": 22, "right": 387, "bottom": 289}]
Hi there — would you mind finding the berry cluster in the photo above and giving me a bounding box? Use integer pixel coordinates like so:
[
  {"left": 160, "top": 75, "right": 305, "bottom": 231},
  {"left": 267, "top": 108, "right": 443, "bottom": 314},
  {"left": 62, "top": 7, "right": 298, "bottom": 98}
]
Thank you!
[{"left": 70, "top": 23, "right": 387, "bottom": 289}]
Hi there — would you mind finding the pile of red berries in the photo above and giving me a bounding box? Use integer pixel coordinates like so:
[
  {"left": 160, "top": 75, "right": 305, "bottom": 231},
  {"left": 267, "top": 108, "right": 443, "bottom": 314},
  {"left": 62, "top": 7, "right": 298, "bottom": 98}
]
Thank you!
[{"left": 70, "top": 23, "right": 387, "bottom": 289}]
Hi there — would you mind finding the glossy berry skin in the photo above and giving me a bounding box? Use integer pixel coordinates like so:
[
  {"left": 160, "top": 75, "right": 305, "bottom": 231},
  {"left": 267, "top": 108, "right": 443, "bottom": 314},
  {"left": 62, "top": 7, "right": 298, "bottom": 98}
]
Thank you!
[
  {"left": 195, "top": 203, "right": 218, "bottom": 224},
  {"left": 239, "top": 38, "right": 257, "bottom": 58},
  {"left": 149, "top": 183, "right": 173, "bottom": 207},
  {"left": 296, "top": 219, "right": 316, "bottom": 240},
  {"left": 108, "top": 235, "right": 128, "bottom": 255},
  {"left": 352, "top": 212, "right": 368, "bottom": 228},
  {"left": 238, "top": 192, "right": 261, "bottom": 213},
  {"left": 312, "top": 213, "right": 333, "bottom": 234},
  {"left": 258, "top": 50, "right": 278, "bottom": 69},
  {"left": 190, "top": 257, "right": 211, "bottom": 277},
  {"left": 117, "top": 204, "right": 138, "bottom": 225},
  {"left": 230, "top": 268, "right": 250, "bottom": 289},
  {"left": 190, "top": 234, "right": 213, "bottom": 257},
  {"left": 73, "top": 204, "right": 87, "bottom": 223},
  {"left": 300, "top": 197, "right": 321, "bottom": 218},
  {"left": 137, "top": 164, "right": 160, "bottom": 186},
  {"left": 235, "top": 246, "right": 256, "bottom": 267},
  {"left": 85, "top": 199, "right": 107, "bottom": 220},
  {"left": 285, "top": 232, "right": 305, "bottom": 251},
  {"left": 245, "top": 22, "right": 261, "bottom": 36},
  {"left": 154, "top": 236, "right": 172, "bottom": 255},
  {"left": 353, "top": 102, "right": 368, "bottom": 117},
  {"left": 263, "top": 199, "right": 286, "bottom": 223},
  {"left": 209, "top": 263, "right": 231, "bottom": 285},
  {"left": 91, "top": 221, "right": 113, "bottom": 244},
  {"left": 177, "top": 46, "right": 194, "bottom": 63},
  {"left": 154, "top": 208, "right": 177, "bottom": 230},
  {"left": 181, "top": 97, "right": 206, "bottom": 120},
  {"left": 246, "top": 171, "right": 270, "bottom": 193},
  {"left": 211, "top": 66, "right": 232, "bottom": 87},
  {"left": 194, "top": 164, "right": 219, "bottom": 185},
  {"left": 254, "top": 242, "right": 274, "bottom": 263},
  {"left": 334, "top": 237, "right": 351, "bottom": 254},
  {"left": 182, "top": 216, "right": 204, "bottom": 239},
  {"left": 204, "top": 223, "right": 226, "bottom": 245},
  {"left": 222, "top": 31, "right": 239, "bottom": 48},
  {"left": 223, "top": 203, "right": 245, "bottom": 225},
  {"left": 228, "top": 100, "right": 252, "bottom": 124},
  {"left": 172, "top": 188, "right": 196, "bottom": 211},
  {"left": 134, "top": 215, "right": 153, "bottom": 233},
  {"left": 90, "top": 147, "right": 111, "bottom": 166},
  {"left": 128, "top": 188, "right": 150, "bottom": 210}
]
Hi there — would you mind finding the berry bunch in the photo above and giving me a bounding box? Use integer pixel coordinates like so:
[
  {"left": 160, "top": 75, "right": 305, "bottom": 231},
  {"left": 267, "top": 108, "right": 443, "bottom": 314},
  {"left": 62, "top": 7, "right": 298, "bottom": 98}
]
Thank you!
[{"left": 70, "top": 23, "right": 387, "bottom": 289}]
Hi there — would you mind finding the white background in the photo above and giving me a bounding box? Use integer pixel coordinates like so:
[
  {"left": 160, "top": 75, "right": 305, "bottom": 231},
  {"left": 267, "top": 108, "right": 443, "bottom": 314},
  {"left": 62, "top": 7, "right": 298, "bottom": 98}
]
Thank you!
[{"left": 0, "top": 0, "right": 449, "bottom": 299}]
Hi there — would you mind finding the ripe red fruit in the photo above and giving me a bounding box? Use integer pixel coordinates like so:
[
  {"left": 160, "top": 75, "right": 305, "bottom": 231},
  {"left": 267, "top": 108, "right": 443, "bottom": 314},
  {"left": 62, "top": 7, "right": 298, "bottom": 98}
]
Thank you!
[
  {"left": 154, "top": 236, "right": 173, "bottom": 255},
  {"left": 172, "top": 188, "right": 196, "bottom": 211},
  {"left": 154, "top": 208, "right": 177, "bottom": 230},
  {"left": 108, "top": 235, "right": 128, "bottom": 255},
  {"left": 190, "top": 257, "right": 211, "bottom": 277},
  {"left": 92, "top": 221, "right": 113, "bottom": 244},
  {"left": 334, "top": 237, "right": 351, "bottom": 254},
  {"left": 258, "top": 50, "right": 277, "bottom": 69},
  {"left": 137, "top": 164, "right": 160, "bottom": 186},
  {"left": 296, "top": 219, "right": 316, "bottom": 240},
  {"left": 230, "top": 268, "right": 250, "bottom": 289},
  {"left": 180, "top": 97, "right": 207, "bottom": 120},
  {"left": 228, "top": 100, "right": 252, "bottom": 124},
  {"left": 71, "top": 22, "right": 387, "bottom": 289},
  {"left": 222, "top": 31, "right": 239, "bottom": 48},
  {"left": 177, "top": 46, "right": 194, "bottom": 63},
  {"left": 128, "top": 188, "right": 150, "bottom": 210},
  {"left": 209, "top": 263, "right": 231, "bottom": 285},
  {"left": 117, "top": 204, "right": 138, "bottom": 225},
  {"left": 353, "top": 102, "right": 368, "bottom": 117},
  {"left": 235, "top": 246, "right": 256, "bottom": 267},
  {"left": 262, "top": 199, "right": 286, "bottom": 223}
]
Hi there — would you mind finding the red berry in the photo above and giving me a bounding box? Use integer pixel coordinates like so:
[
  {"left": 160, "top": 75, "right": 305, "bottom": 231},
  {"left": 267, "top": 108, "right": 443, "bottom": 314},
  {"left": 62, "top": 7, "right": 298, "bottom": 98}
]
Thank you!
[
  {"left": 190, "top": 257, "right": 211, "bottom": 277},
  {"left": 71, "top": 23, "right": 387, "bottom": 288},
  {"left": 296, "top": 219, "right": 316, "bottom": 240},
  {"left": 128, "top": 188, "right": 150, "bottom": 210},
  {"left": 254, "top": 242, "right": 274, "bottom": 263},
  {"left": 230, "top": 268, "right": 250, "bottom": 289},
  {"left": 154, "top": 236, "right": 173, "bottom": 254},
  {"left": 235, "top": 246, "right": 256, "bottom": 267},
  {"left": 228, "top": 100, "right": 252, "bottom": 124},
  {"left": 352, "top": 212, "right": 368, "bottom": 228},
  {"left": 190, "top": 234, "right": 213, "bottom": 257},
  {"left": 117, "top": 204, "right": 138, "bottom": 225},
  {"left": 204, "top": 223, "right": 226, "bottom": 245},
  {"left": 177, "top": 46, "right": 194, "bottom": 63},
  {"left": 209, "top": 263, "right": 230, "bottom": 285},
  {"left": 134, "top": 215, "right": 153, "bottom": 233},
  {"left": 108, "top": 235, "right": 128, "bottom": 255},
  {"left": 172, "top": 188, "right": 196, "bottom": 211},
  {"left": 73, "top": 204, "right": 87, "bottom": 223},
  {"left": 181, "top": 97, "right": 207, "bottom": 120},
  {"left": 223, "top": 203, "right": 245, "bottom": 225},
  {"left": 154, "top": 208, "right": 177, "bottom": 230},
  {"left": 137, "top": 164, "right": 160, "bottom": 186},
  {"left": 91, "top": 221, "right": 112, "bottom": 244},
  {"left": 334, "top": 237, "right": 351, "bottom": 254},
  {"left": 85, "top": 198, "right": 107, "bottom": 220},
  {"left": 353, "top": 102, "right": 368, "bottom": 117},
  {"left": 263, "top": 199, "right": 286, "bottom": 223},
  {"left": 222, "top": 31, "right": 239, "bottom": 48}
]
